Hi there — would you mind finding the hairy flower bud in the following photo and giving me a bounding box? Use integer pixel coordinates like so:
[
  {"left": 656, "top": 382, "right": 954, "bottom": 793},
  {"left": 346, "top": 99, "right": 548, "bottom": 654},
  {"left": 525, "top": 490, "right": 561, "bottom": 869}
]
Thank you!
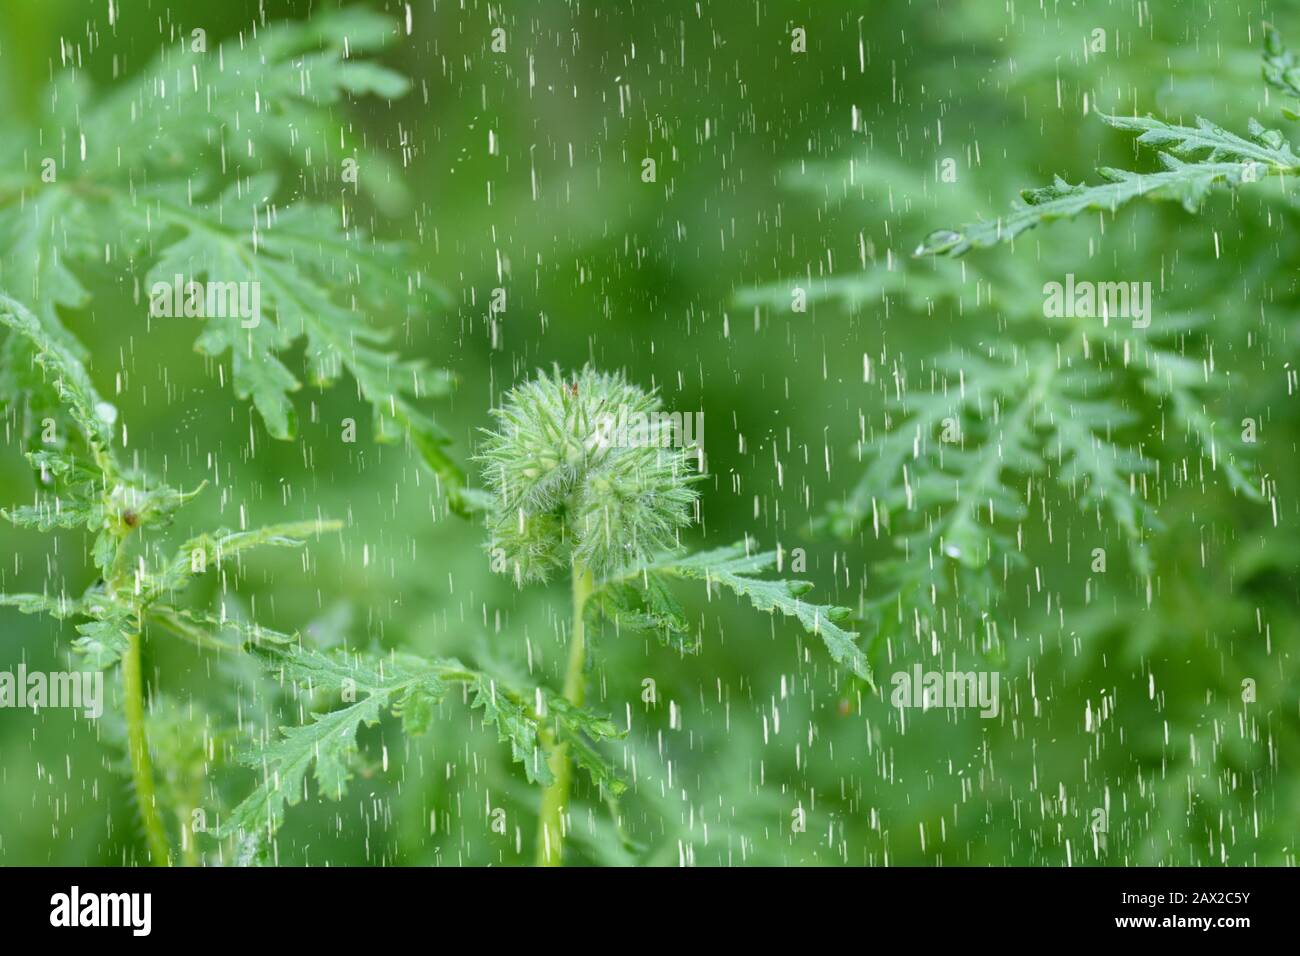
[{"left": 477, "top": 366, "right": 699, "bottom": 582}]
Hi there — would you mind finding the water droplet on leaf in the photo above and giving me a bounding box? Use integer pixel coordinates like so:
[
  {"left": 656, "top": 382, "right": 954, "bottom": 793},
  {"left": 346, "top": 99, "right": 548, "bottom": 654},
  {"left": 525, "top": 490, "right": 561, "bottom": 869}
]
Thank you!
[{"left": 914, "top": 229, "right": 965, "bottom": 257}]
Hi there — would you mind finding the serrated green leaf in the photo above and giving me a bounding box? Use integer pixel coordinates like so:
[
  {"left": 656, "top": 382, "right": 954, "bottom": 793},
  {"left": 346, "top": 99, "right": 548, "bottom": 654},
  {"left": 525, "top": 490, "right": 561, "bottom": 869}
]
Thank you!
[
  {"left": 2, "top": 499, "right": 103, "bottom": 532},
  {"left": 72, "top": 616, "right": 133, "bottom": 669},
  {"left": 1100, "top": 113, "right": 1299, "bottom": 167},
  {"left": 124, "top": 178, "right": 461, "bottom": 482},
  {"left": 0, "top": 293, "right": 114, "bottom": 452},
  {"left": 0, "top": 592, "right": 83, "bottom": 619},
  {"left": 221, "top": 692, "right": 389, "bottom": 838},
  {"left": 0, "top": 9, "right": 468, "bottom": 506},
  {"left": 220, "top": 643, "right": 624, "bottom": 840},
  {"left": 605, "top": 542, "right": 871, "bottom": 683},
  {"left": 0, "top": 189, "right": 94, "bottom": 357},
  {"left": 916, "top": 111, "right": 1298, "bottom": 256},
  {"left": 152, "top": 520, "right": 343, "bottom": 596}
]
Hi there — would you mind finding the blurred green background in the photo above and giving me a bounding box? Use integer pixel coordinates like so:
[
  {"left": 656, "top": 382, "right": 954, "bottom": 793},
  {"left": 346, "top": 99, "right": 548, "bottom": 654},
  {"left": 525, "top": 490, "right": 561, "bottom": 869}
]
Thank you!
[{"left": 0, "top": 0, "right": 1296, "bottom": 865}]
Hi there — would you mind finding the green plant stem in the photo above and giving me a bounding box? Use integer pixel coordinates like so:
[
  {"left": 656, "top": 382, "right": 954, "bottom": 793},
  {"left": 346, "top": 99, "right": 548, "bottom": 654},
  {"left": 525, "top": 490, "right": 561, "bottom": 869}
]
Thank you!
[
  {"left": 122, "top": 631, "right": 169, "bottom": 866},
  {"left": 535, "top": 563, "right": 594, "bottom": 866},
  {"left": 178, "top": 803, "right": 199, "bottom": 867}
]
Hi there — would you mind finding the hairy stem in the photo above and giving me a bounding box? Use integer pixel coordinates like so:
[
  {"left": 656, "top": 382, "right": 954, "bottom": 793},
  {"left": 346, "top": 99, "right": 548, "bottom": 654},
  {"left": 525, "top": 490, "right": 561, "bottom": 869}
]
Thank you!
[
  {"left": 534, "top": 563, "right": 594, "bottom": 866},
  {"left": 122, "top": 631, "right": 169, "bottom": 866}
]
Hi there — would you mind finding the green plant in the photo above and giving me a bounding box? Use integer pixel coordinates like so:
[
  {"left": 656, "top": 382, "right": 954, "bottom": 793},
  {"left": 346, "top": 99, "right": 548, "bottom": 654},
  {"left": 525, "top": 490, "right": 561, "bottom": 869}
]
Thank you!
[
  {"left": 0, "top": 6, "right": 866, "bottom": 868},
  {"left": 0, "top": 9, "right": 470, "bottom": 506},
  {"left": 747, "top": 31, "right": 1300, "bottom": 648},
  {"left": 917, "top": 26, "right": 1300, "bottom": 257},
  {"left": 477, "top": 366, "right": 869, "bottom": 864},
  {"left": 740, "top": 20, "right": 1295, "bottom": 863},
  {"left": 886, "top": 29, "right": 1300, "bottom": 628},
  {"left": 6, "top": 0, "right": 1295, "bottom": 872},
  {"left": 0, "top": 293, "right": 340, "bottom": 863},
  {"left": 0, "top": 10, "right": 481, "bottom": 866},
  {"left": 0, "top": 288, "right": 627, "bottom": 862}
]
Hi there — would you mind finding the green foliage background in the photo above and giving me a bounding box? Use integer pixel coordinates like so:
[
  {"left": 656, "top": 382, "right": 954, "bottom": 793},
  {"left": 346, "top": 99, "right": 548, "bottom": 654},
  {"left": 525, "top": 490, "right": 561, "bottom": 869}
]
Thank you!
[{"left": 0, "top": 0, "right": 1296, "bottom": 865}]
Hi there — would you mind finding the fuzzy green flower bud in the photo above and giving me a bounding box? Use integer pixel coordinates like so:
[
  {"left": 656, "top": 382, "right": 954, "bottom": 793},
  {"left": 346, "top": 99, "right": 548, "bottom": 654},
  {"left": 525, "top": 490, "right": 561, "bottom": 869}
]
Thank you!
[{"left": 477, "top": 366, "right": 699, "bottom": 582}]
